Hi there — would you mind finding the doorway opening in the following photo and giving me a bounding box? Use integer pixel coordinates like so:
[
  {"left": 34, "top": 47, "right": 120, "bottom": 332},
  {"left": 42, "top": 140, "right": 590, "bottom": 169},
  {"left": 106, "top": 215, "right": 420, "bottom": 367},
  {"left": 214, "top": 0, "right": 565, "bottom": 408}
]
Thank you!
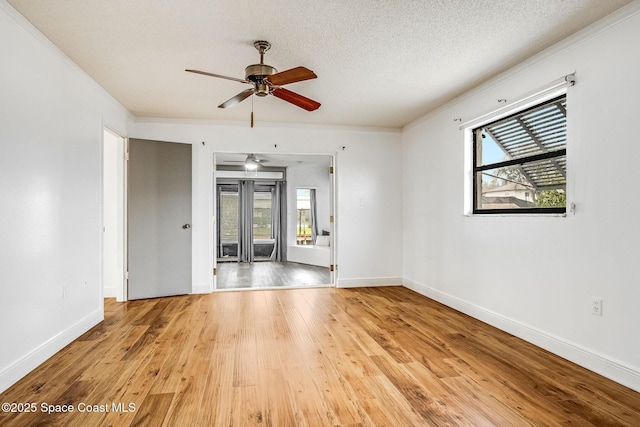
[{"left": 214, "top": 153, "right": 334, "bottom": 290}]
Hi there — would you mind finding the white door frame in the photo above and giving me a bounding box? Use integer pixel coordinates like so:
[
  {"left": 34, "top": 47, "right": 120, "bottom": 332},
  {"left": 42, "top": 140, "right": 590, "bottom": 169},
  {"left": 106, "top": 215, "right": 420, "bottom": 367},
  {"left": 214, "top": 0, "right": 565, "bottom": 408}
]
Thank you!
[
  {"left": 211, "top": 151, "right": 337, "bottom": 290},
  {"left": 330, "top": 154, "right": 336, "bottom": 285},
  {"left": 102, "top": 127, "right": 127, "bottom": 302},
  {"left": 212, "top": 152, "right": 217, "bottom": 290}
]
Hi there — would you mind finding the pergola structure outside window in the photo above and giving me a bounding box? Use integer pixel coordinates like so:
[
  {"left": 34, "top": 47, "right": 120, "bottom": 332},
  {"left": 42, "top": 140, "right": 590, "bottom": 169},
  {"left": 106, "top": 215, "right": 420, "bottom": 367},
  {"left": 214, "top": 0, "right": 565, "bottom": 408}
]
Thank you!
[{"left": 472, "top": 94, "right": 567, "bottom": 214}]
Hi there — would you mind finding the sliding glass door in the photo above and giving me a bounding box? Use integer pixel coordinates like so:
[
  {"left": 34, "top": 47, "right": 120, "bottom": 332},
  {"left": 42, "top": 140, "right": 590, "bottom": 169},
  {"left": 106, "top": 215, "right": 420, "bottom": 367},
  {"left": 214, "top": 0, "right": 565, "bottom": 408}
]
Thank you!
[
  {"left": 219, "top": 189, "right": 239, "bottom": 260},
  {"left": 252, "top": 190, "right": 273, "bottom": 259},
  {"left": 217, "top": 184, "right": 275, "bottom": 262}
]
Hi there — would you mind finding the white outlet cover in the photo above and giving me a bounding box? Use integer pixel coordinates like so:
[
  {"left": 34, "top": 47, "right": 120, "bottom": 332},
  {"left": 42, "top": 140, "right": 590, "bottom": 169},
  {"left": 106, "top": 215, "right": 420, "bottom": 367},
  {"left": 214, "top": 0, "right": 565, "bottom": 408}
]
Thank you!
[{"left": 592, "top": 298, "right": 603, "bottom": 316}]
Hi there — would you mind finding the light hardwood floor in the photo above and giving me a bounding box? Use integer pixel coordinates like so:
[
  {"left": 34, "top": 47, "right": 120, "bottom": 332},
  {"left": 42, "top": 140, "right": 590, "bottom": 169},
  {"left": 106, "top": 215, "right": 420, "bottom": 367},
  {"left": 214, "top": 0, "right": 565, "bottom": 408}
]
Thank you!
[
  {"left": 217, "top": 261, "right": 331, "bottom": 289},
  {"left": 1, "top": 287, "right": 639, "bottom": 426}
]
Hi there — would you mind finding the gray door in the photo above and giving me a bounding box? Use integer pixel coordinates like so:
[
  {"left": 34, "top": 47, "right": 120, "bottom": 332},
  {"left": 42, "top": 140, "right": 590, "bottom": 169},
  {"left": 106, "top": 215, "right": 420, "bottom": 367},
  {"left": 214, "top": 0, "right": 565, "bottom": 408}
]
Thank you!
[{"left": 127, "top": 138, "right": 192, "bottom": 300}]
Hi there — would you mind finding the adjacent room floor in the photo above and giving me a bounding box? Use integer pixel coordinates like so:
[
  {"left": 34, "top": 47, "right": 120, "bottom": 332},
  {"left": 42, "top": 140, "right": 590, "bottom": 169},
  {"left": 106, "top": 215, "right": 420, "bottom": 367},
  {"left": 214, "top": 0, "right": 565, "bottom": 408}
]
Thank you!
[{"left": 216, "top": 261, "right": 331, "bottom": 289}]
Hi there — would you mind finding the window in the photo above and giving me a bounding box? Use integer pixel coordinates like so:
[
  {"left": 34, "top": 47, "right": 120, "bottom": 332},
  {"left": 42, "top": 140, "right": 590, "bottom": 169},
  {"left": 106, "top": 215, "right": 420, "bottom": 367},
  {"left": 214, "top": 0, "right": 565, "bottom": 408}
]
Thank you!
[
  {"left": 473, "top": 94, "right": 567, "bottom": 214},
  {"left": 253, "top": 191, "right": 272, "bottom": 240},
  {"left": 296, "top": 188, "right": 312, "bottom": 245},
  {"left": 220, "top": 191, "right": 238, "bottom": 240},
  {"left": 219, "top": 189, "right": 273, "bottom": 241}
]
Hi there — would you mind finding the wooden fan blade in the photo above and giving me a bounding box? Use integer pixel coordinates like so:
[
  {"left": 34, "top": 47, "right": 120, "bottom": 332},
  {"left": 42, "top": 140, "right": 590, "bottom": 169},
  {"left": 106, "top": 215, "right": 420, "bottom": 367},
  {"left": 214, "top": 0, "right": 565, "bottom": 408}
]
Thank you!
[
  {"left": 218, "top": 89, "right": 254, "bottom": 109},
  {"left": 265, "top": 66, "right": 317, "bottom": 86},
  {"left": 271, "top": 88, "right": 321, "bottom": 111},
  {"left": 185, "top": 69, "right": 248, "bottom": 84}
]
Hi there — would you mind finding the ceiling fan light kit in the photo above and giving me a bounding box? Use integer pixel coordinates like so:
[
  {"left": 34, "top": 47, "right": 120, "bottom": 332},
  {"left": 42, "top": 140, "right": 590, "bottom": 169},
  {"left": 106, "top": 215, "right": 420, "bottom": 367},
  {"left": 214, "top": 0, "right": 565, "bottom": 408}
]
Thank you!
[
  {"left": 223, "top": 153, "right": 269, "bottom": 170},
  {"left": 244, "top": 153, "right": 260, "bottom": 170},
  {"left": 186, "top": 40, "right": 320, "bottom": 126}
]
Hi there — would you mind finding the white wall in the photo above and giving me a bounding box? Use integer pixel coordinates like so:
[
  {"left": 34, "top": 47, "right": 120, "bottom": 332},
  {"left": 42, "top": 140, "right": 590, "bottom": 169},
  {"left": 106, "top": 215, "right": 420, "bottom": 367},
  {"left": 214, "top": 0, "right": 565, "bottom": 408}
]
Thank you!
[
  {"left": 402, "top": 2, "right": 640, "bottom": 391},
  {"left": 0, "top": 2, "right": 132, "bottom": 393},
  {"left": 131, "top": 120, "right": 403, "bottom": 290}
]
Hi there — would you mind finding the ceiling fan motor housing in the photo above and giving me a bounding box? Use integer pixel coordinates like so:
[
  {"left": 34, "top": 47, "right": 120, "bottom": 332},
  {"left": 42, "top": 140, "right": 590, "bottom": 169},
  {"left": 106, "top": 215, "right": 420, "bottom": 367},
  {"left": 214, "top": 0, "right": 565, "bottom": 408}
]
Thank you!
[{"left": 245, "top": 64, "right": 277, "bottom": 96}]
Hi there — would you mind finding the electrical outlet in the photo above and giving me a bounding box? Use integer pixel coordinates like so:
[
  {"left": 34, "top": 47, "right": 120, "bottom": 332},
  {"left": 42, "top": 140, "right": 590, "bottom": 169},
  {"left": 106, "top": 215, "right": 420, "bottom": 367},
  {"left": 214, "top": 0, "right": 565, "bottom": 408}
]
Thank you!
[{"left": 592, "top": 298, "right": 602, "bottom": 316}]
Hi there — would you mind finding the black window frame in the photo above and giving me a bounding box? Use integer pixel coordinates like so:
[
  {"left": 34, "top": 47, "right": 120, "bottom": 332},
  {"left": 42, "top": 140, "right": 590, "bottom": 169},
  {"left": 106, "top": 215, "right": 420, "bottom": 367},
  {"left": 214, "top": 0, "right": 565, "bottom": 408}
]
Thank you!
[{"left": 472, "top": 94, "right": 567, "bottom": 215}]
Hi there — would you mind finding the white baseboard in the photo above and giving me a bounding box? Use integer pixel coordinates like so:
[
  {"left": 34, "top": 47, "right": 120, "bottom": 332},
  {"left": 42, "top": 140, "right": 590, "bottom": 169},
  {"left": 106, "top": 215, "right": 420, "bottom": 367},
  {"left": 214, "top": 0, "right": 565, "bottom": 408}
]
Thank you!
[
  {"left": 103, "top": 286, "right": 117, "bottom": 298},
  {"left": 337, "top": 277, "right": 402, "bottom": 288},
  {"left": 402, "top": 278, "right": 640, "bottom": 393},
  {"left": 0, "top": 308, "right": 103, "bottom": 394},
  {"left": 192, "top": 284, "right": 212, "bottom": 294}
]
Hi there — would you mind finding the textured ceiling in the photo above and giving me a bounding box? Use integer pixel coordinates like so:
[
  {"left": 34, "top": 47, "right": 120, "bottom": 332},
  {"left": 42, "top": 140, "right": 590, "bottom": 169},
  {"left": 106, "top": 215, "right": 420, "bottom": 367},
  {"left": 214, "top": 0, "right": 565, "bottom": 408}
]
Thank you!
[{"left": 6, "top": 0, "right": 632, "bottom": 129}]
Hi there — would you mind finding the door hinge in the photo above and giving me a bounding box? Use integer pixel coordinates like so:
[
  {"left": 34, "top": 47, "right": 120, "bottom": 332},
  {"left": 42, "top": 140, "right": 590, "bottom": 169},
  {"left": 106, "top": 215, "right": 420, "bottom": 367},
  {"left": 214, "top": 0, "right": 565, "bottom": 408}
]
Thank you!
[
  {"left": 213, "top": 268, "right": 217, "bottom": 276},
  {"left": 330, "top": 264, "right": 334, "bottom": 272},
  {"left": 124, "top": 271, "right": 129, "bottom": 280},
  {"left": 329, "top": 166, "right": 334, "bottom": 174},
  {"left": 330, "top": 215, "right": 334, "bottom": 223}
]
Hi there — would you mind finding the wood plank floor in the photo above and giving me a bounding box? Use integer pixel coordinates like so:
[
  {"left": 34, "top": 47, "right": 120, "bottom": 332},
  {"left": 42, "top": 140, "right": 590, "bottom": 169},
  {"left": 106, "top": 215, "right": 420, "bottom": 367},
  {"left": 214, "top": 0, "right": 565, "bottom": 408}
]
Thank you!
[
  {"left": 1, "top": 286, "right": 639, "bottom": 426},
  {"left": 217, "top": 261, "right": 331, "bottom": 289}
]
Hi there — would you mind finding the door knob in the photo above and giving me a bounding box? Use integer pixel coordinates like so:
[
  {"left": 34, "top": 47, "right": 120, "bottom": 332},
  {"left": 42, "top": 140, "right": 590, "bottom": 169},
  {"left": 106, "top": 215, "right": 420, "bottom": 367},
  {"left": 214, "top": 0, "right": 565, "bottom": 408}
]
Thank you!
[{"left": 182, "top": 224, "right": 191, "bottom": 229}]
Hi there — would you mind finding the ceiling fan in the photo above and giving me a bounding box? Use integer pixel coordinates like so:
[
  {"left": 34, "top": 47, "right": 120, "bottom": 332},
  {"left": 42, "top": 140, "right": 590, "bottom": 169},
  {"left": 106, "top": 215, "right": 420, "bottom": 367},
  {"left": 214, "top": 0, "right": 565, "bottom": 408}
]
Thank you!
[
  {"left": 224, "top": 153, "right": 269, "bottom": 170},
  {"left": 186, "top": 40, "right": 321, "bottom": 123}
]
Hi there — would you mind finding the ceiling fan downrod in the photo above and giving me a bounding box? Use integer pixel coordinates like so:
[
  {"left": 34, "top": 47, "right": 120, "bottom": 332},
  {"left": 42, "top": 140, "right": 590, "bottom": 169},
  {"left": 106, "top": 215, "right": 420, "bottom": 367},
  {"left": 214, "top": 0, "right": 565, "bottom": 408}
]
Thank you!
[{"left": 254, "top": 40, "right": 271, "bottom": 64}]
